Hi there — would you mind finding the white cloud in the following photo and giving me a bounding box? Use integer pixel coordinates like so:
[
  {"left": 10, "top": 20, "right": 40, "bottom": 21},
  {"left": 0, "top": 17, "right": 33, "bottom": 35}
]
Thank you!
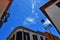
[
  {"left": 35, "top": 13, "right": 39, "bottom": 18},
  {"left": 26, "top": 17, "right": 35, "bottom": 23},
  {"left": 23, "top": 17, "right": 36, "bottom": 26},
  {"left": 32, "top": 3, "right": 35, "bottom": 9},
  {"left": 32, "top": 0, "right": 36, "bottom": 4},
  {"left": 23, "top": 21, "right": 30, "bottom": 26},
  {"left": 32, "top": 10, "right": 35, "bottom": 13}
]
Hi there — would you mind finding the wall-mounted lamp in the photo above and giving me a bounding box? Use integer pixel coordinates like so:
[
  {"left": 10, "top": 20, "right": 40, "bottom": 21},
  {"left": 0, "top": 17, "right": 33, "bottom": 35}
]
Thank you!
[{"left": 0, "top": 12, "right": 10, "bottom": 27}]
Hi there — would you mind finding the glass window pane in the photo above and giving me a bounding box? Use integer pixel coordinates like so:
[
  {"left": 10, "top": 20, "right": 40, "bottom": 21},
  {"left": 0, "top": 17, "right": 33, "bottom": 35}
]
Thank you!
[
  {"left": 13, "top": 35, "right": 15, "bottom": 40},
  {"left": 24, "top": 32, "right": 30, "bottom": 40},
  {"left": 16, "top": 31, "right": 22, "bottom": 40},
  {"left": 40, "top": 36, "right": 43, "bottom": 40},
  {"left": 45, "top": 38, "right": 47, "bottom": 40},
  {"left": 33, "top": 35, "right": 38, "bottom": 40}
]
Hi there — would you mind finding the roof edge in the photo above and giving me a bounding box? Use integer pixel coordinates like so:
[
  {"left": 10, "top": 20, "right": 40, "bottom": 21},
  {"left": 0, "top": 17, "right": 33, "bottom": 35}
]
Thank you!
[{"left": 7, "top": 26, "right": 45, "bottom": 39}]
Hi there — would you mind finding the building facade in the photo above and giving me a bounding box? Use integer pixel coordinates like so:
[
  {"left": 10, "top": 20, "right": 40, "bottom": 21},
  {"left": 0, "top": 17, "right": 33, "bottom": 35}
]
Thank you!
[
  {"left": 44, "top": 32, "right": 60, "bottom": 40},
  {"left": 0, "top": 0, "right": 12, "bottom": 27},
  {"left": 40, "top": 0, "right": 60, "bottom": 33},
  {"left": 7, "top": 26, "right": 47, "bottom": 40}
]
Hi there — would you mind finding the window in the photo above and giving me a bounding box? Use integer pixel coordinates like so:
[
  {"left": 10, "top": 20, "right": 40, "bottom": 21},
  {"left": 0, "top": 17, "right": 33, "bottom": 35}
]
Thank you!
[
  {"left": 45, "top": 38, "right": 47, "bottom": 40},
  {"left": 16, "top": 31, "right": 22, "bottom": 40},
  {"left": 56, "top": 2, "right": 60, "bottom": 8},
  {"left": 33, "top": 35, "right": 38, "bottom": 40},
  {"left": 13, "top": 35, "right": 15, "bottom": 40},
  {"left": 40, "top": 36, "right": 43, "bottom": 40},
  {"left": 24, "top": 32, "right": 30, "bottom": 40}
]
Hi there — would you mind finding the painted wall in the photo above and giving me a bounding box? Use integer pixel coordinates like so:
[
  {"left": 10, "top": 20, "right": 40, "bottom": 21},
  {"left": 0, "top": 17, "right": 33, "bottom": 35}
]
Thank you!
[{"left": 45, "top": 0, "right": 60, "bottom": 32}]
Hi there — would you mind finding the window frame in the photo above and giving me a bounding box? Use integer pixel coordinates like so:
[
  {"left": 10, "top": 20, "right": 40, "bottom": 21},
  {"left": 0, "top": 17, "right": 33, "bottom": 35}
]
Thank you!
[
  {"left": 16, "top": 31, "right": 22, "bottom": 40},
  {"left": 40, "top": 36, "right": 44, "bottom": 40},
  {"left": 24, "top": 32, "right": 30, "bottom": 40},
  {"left": 32, "top": 35, "right": 38, "bottom": 40}
]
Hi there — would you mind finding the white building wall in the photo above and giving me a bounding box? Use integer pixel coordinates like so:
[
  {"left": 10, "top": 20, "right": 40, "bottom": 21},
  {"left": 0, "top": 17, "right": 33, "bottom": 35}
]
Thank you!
[
  {"left": 14, "top": 28, "right": 47, "bottom": 40},
  {"left": 45, "top": 0, "right": 60, "bottom": 32}
]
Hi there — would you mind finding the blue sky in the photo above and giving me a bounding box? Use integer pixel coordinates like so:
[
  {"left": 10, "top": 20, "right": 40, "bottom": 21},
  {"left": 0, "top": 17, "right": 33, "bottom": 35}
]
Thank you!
[{"left": 0, "top": 0, "right": 60, "bottom": 40}]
